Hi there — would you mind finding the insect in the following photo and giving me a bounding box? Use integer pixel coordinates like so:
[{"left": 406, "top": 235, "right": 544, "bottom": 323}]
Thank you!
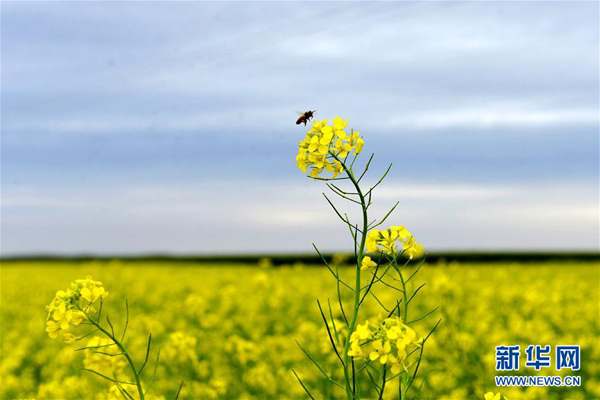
[{"left": 296, "top": 110, "right": 316, "bottom": 126}]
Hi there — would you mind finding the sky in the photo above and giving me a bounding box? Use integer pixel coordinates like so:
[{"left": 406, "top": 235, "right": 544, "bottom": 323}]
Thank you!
[{"left": 1, "top": 1, "right": 598, "bottom": 255}]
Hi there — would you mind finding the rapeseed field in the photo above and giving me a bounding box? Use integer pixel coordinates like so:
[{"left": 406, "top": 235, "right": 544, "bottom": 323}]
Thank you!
[{"left": 1, "top": 260, "right": 598, "bottom": 399}]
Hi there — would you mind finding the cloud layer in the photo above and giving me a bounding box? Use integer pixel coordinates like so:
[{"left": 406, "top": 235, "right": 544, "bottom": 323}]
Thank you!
[{"left": 2, "top": 1, "right": 598, "bottom": 254}]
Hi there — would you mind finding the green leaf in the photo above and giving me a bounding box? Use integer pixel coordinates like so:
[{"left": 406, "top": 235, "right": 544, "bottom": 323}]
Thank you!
[{"left": 292, "top": 369, "right": 316, "bottom": 400}]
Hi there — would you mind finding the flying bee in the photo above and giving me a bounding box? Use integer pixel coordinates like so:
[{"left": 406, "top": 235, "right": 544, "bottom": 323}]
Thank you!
[{"left": 296, "top": 110, "right": 316, "bottom": 126}]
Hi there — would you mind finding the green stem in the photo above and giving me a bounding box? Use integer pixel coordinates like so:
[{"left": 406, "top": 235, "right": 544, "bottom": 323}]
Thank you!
[
  {"left": 399, "top": 272, "right": 409, "bottom": 322},
  {"left": 379, "top": 365, "right": 387, "bottom": 400},
  {"left": 400, "top": 372, "right": 407, "bottom": 400},
  {"left": 393, "top": 260, "right": 409, "bottom": 322},
  {"left": 86, "top": 315, "right": 145, "bottom": 400},
  {"left": 332, "top": 153, "right": 369, "bottom": 400}
]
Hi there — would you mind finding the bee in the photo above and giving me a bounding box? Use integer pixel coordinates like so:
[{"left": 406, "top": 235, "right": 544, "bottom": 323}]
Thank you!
[{"left": 296, "top": 110, "right": 316, "bottom": 126}]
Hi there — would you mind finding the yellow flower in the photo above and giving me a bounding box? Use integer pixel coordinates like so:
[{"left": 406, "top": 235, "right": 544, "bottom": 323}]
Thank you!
[
  {"left": 355, "top": 137, "right": 364, "bottom": 154},
  {"left": 367, "top": 229, "right": 397, "bottom": 254},
  {"left": 66, "top": 310, "right": 87, "bottom": 326},
  {"left": 379, "top": 229, "right": 398, "bottom": 253},
  {"left": 389, "top": 353, "right": 404, "bottom": 375},
  {"left": 52, "top": 308, "right": 65, "bottom": 322},
  {"left": 310, "top": 119, "right": 328, "bottom": 132},
  {"left": 391, "top": 225, "right": 411, "bottom": 241},
  {"left": 296, "top": 117, "right": 365, "bottom": 179},
  {"left": 325, "top": 160, "right": 344, "bottom": 179},
  {"left": 396, "top": 326, "right": 417, "bottom": 350},
  {"left": 348, "top": 343, "right": 363, "bottom": 357},
  {"left": 307, "top": 135, "right": 326, "bottom": 154},
  {"left": 360, "top": 256, "right": 378, "bottom": 271},
  {"left": 403, "top": 236, "right": 425, "bottom": 259},
  {"left": 366, "top": 226, "right": 423, "bottom": 256},
  {"left": 62, "top": 333, "right": 77, "bottom": 344},
  {"left": 333, "top": 117, "right": 347, "bottom": 130},
  {"left": 307, "top": 153, "right": 327, "bottom": 178},
  {"left": 349, "top": 316, "right": 422, "bottom": 371},
  {"left": 366, "top": 230, "right": 381, "bottom": 253},
  {"left": 46, "top": 320, "right": 60, "bottom": 339},
  {"left": 308, "top": 152, "right": 325, "bottom": 167},
  {"left": 45, "top": 276, "right": 107, "bottom": 340},
  {"left": 355, "top": 322, "right": 371, "bottom": 340},
  {"left": 386, "top": 325, "right": 402, "bottom": 340},
  {"left": 333, "top": 117, "right": 348, "bottom": 139},
  {"left": 369, "top": 340, "right": 391, "bottom": 364},
  {"left": 332, "top": 139, "right": 354, "bottom": 159},
  {"left": 484, "top": 393, "right": 501, "bottom": 400},
  {"left": 80, "top": 287, "right": 93, "bottom": 302},
  {"left": 74, "top": 276, "right": 109, "bottom": 303},
  {"left": 296, "top": 157, "right": 309, "bottom": 173},
  {"left": 309, "top": 167, "right": 323, "bottom": 178}
]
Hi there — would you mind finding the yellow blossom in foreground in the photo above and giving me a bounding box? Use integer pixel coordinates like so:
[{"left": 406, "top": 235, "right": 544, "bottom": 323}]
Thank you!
[
  {"left": 347, "top": 343, "right": 363, "bottom": 357},
  {"left": 388, "top": 353, "right": 404, "bottom": 375},
  {"left": 332, "top": 138, "right": 353, "bottom": 158},
  {"left": 62, "top": 333, "right": 77, "bottom": 344},
  {"left": 296, "top": 118, "right": 365, "bottom": 179},
  {"left": 360, "top": 256, "right": 378, "bottom": 271},
  {"left": 355, "top": 137, "right": 365, "bottom": 154},
  {"left": 352, "top": 322, "right": 371, "bottom": 341},
  {"left": 348, "top": 315, "right": 422, "bottom": 372},
  {"left": 366, "top": 225, "right": 424, "bottom": 258},
  {"left": 325, "top": 159, "right": 344, "bottom": 179},
  {"left": 369, "top": 340, "right": 392, "bottom": 364},
  {"left": 403, "top": 236, "right": 425, "bottom": 259},
  {"left": 44, "top": 276, "right": 108, "bottom": 341}
]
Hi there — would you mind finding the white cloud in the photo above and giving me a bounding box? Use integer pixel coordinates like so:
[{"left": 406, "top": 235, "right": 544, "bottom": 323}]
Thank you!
[
  {"left": 2, "top": 180, "right": 597, "bottom": 255},
  {"left": 385, "top": 108, "right": 598, "bottom": 130},
  {"left": 5, "top": 103, "right": 597, "bottom": 138},
  {"left": 375, "top": 184, "right": 513, "bottom": 199}
]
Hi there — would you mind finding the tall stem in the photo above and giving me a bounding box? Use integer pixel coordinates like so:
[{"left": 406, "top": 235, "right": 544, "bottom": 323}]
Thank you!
[
  {"left": 87, "top": 317, "right": 145, "bottom": 400},
  {"left": 332, "top": 153, "right": 369, "bottom": 400},
  {"left": 395, "top": 262, "right": 409, "bottom": 322},
  {"left": 379, "top": 365, "right": 387, "bottom": 400},
  {"left": 401, "top": 372, "right": 407, "bottom": 400}
]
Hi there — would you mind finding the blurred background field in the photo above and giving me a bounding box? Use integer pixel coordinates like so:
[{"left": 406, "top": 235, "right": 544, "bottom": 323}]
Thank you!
[{"left": 1, "top": 259, "right": 598, "bottom": 400}]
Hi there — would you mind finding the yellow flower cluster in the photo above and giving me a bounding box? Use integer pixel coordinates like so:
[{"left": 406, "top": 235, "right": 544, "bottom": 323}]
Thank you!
[
  {"left": 296, "top": 118, "right": 365, "bottom": 178},
  {"left": 484, "top": 392, "right": 508, "bottom": 400},
  {"left": 45, "top": 276, "right": 109, "bottom": 341},
  {"left": 348, "top": 316, "right": 422, "bottom": 375},
  {"left": 366, "top": 226, "right": 424, "bottom": 259},
  {"left": 360, "top": 256, "right": 378, "bottom": 270}
]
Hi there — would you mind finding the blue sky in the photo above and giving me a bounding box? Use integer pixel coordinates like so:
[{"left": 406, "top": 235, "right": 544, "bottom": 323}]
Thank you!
[{"left": 2, "top": 1, "right": 598, "bottom": 255}]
